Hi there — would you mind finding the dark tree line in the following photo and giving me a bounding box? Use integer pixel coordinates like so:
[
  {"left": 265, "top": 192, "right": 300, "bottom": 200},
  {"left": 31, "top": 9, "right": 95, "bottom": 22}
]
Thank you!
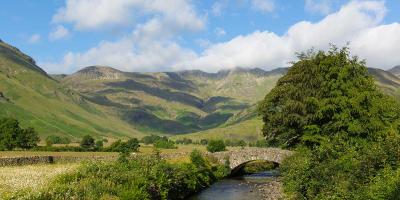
[{"left": 0, "top": 118, "right": 39, "bottom": 150}]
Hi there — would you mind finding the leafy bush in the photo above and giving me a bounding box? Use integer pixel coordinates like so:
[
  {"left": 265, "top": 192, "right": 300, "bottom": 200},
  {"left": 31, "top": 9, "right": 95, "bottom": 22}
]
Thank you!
[
  {"left": 0, "top": 118, "right": 39, "bottom": 150},
  {"left": 80, "top": 135, "right": 95, "bottom": 150},
  {"left": 27, "top": 151, "right": 227, "bottom": 199},
  {"left": 206, "top": 140, "right": 226, "bottom": 152},
  {"left": 259, "top": 47, "right": 400, "bottom": 198},
  {"left": 154, "top": 139, "right": 176, "bottom": 149},
  {"left": 107, "top": 138, "right": 140, "bottom": 152},
  {"left": 45, "top": 135, "right": 71, "bottom": 146}
]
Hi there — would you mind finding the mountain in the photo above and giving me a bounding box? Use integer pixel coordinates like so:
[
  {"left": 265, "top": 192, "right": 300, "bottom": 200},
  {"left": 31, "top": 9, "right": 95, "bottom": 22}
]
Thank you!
[
  {"left": 389, "top": 65, "right": 400, "bottom": 77},
  {"left": 59, "top": 66, "right": 283, "bottom": 135},
  {"left": 368, "top": 68, "right": 400, "bottom": 100},
  {"left": 2, "top": 39, "right": 400, "bottom": 141},
  {"left": 0, "top": 39, "right": 143, "bottom": 140}
]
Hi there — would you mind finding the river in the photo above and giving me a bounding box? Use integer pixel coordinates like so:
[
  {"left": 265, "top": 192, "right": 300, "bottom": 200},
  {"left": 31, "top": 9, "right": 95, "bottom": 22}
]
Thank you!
[{"left": 188, "top": 169, "right": 282, "bottom": 200}]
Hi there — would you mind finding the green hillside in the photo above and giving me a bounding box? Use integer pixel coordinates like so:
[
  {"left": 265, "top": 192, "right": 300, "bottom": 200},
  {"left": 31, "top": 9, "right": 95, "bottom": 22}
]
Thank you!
[
  {"left": 1, "top": 39, "right": 400, "bottom": 141},
  {"left": 59, "top": 66, "right": 283, "bottom": 135},
  {"left": 0, "top": 40, "right": 144, "bottom": 140}
]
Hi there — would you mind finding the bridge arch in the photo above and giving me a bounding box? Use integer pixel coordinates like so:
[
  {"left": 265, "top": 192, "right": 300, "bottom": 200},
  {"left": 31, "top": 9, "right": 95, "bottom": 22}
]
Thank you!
[
  {"left": 229, "top": 159, "right": 280, "bottom": 175},
  {"left": 211, "top": 147, "right": 293, "bottom": 171}
]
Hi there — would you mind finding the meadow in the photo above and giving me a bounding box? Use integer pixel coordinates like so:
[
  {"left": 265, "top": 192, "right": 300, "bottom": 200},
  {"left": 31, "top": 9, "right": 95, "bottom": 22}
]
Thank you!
[{"left": 0, "top": 143, "right": 235, "bottom": 197}]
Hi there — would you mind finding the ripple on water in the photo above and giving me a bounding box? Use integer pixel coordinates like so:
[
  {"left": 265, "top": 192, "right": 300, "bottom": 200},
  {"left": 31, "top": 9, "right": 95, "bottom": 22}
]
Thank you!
[{"left": 188, "top": 170, "right": 280, "bottom": 200}]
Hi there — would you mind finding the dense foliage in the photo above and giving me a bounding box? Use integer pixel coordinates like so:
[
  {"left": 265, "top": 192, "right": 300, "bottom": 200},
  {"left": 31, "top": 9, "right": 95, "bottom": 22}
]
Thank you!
[
  {"left": 154, "top": 139, "right": 176, "bottom": 149},
  {"left": 259, "top": 47, "right": 400, "bottom": 199},
  {"left": 0, "top": 118, "right": 39, "bottom": 150},
  {"left": 22, "top": 151, "right": 229, "bottom": 200},
  {"left": 206, "top": 140, "right": 226, "bottom": 152},
  {"left": 80, "top": 135, "right": 95, "bottom": 149},
  {"left": 45, "top": 135, "right": 71, "bottom": 146},
  {"left": 141, "top": 135, "right": 164, "bottom": 144},
  {"left": 106, "top": 138, "right": 140, "bottom": 152}
]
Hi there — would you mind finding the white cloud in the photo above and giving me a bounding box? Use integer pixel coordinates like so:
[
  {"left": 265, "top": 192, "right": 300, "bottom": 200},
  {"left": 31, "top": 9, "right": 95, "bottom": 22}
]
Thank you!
[
  {"left": 28, "top": 34, "right": 41, "bottom": 44},
  {"left": 214, "top": 27, "right": 227, "bottom": 37},
  {"left": 251, "top": 0, "right": 275, "bottom": 13},
  {"left": 44, "top": 0, "right": 400, "bottom": 73},
  {"left": 305, "top": 0, "right": 333, "bottom": 15},
  {"left": 49, "top": 25, "right": 70, "bottom": 41},
  {"left": 53, "top": 0, "right": 205, "bottom": 31},
  {"left": 41, "top": 36, "right": 197, "bottom": 73},
  {"left": 196, "top": 39, "right": 212, "bottom": 48},
  {"left": 175, "top": 0, "right": 399, "bottom": 71},
  {"left": 43, "top": 0, "right": 205, "bottom": 73}
]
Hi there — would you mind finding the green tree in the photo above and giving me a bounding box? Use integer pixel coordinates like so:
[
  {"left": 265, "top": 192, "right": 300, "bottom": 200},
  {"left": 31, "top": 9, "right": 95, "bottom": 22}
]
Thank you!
[
  {"left": 259, "top": 46, "right": 400, "bottom": 148},
  {"left": 141, "top": 135, "right": 162, "bottom": 144},
  {"left": 16, "top": 127, "right": 39, "bottom": 149},
  {"left": 0, "top": 118, "right": 20, "bottom": 150},
  {"left": 0, "top": 118, "right": 39, "bottom": 150},
  {"left": 154, "top": 139, "right": 176, "bottom": 149},
  {"left": 80, "top": 135, "right": 95, "bottom": 149},
  {"left": 45, "top": 135, "right": 71, "bottom": 146},
  {"left": 95, "top": 140, "right": 104, "bottom": 149},
  {"left": 259, "top": 47, "right": 400, "bottom": 198},
  {"left": 206, "top": 140, "right": 226, "bottom": 152},
  {"left": 125, "top": 138, "right": 140, "bottom": 152}
]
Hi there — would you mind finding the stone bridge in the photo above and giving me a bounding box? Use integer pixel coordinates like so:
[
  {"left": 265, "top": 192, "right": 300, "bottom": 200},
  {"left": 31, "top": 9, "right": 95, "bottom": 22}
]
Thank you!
[{"left": 211, "top": 147, "right": 293, "bottom": 170}]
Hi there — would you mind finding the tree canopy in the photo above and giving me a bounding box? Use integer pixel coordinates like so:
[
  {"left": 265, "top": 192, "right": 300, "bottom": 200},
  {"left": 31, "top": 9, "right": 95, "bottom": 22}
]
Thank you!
[
  {"left": 259, "top": 47, "right": 400, "bottom": 148},
  {"left": 0, "top": 118, "right": 39, "bottom": 150},
  {"left": 259, "top": 47, "right": 400, "bottom": 199}
]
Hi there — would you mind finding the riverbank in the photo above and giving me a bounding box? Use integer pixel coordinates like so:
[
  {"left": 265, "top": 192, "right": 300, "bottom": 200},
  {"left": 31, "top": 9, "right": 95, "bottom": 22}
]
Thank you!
[{"left": 257, "top": 178, "right": 283, "bottom": 200}]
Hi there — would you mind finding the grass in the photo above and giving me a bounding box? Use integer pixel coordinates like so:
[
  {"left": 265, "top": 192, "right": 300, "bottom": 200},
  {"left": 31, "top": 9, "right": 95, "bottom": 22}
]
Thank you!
[
  {"left": 0, "top": 163, "right": 79, "bottom": 197},
  {"left": 172, "top": 119, "right": 265, "bottom": 142},
  {"left": 0, "top": 143, "right": 242, "bottom": 197}
]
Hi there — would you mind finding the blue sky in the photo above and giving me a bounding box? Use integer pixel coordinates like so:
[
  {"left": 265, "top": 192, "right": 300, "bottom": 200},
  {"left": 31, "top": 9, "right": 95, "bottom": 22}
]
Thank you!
[{"left": 1, "top": 0, "right": 400, "bottom": 73}]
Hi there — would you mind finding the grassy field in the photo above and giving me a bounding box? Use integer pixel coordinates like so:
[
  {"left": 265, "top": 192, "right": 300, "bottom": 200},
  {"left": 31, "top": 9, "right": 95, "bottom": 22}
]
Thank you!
[
  {"left": 0, "top": 143, "right": 242, "bottom": 196},
  {"left": 0, "top": 163, "right": 79, "bottom": 197},
  {"left": 0, "top": 144, "right": 207, "bottom": 158},
  {"left": 172, "top": 119, "right": 265, "bottom": 142}
]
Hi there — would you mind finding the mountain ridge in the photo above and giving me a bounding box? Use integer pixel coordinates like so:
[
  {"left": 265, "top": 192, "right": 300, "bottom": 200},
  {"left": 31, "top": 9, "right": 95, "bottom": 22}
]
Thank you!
[{"left": 1, "top": 39, "right": 400, "bottom": 140}]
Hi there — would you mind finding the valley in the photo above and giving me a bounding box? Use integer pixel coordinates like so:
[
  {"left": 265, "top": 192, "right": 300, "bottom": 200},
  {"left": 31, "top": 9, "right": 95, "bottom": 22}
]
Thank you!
[{"left": 1, "top": 39, "right": 400, "bottom": 142}]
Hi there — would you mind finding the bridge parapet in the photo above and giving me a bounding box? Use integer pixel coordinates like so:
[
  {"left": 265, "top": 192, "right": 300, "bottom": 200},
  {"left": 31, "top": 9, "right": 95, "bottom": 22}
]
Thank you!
[{"left": 211, "top": 147, "right": 293, "bottom": 169}]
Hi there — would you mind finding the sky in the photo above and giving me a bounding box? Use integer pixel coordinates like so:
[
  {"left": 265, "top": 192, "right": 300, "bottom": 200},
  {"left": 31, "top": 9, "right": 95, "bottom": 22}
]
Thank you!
[{"left": 0, "top": 0, "right": 400, "bottom": 74}]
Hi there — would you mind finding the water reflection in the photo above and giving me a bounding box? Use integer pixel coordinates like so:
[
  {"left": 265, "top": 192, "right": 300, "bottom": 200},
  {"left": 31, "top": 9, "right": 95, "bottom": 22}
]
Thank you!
[{"left": 188, "top": 169, "right": 279, "bottom": 200}]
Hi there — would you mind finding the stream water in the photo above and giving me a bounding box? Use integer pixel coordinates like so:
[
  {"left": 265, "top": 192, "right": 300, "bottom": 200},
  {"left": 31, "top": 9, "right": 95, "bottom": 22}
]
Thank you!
[{"left": 188, "top": 169, "right": 280, "bottom": 200}]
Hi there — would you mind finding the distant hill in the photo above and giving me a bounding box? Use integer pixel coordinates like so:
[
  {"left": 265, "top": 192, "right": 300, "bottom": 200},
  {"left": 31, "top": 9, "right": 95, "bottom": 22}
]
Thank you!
[
  {"left": 1, "top": 39, "right": 400, "bottom": 141},
  {"left": 0, "top": 39, "right": 144, "bottom": 140},
  {"left": 59, "top": 66, "right": 283, "bottom": 134},
  {"left": 368, "top": 68, "right": 400, "bottom": 100},
  {"left": 389, "top": 65, "right": 400, "bottom": 77}
]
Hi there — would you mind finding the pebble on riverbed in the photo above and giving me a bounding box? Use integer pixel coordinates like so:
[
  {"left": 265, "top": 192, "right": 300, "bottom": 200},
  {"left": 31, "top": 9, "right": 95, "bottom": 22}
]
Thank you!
[{"left": 257, "top": 178, "right": 283, "bottom": 200}]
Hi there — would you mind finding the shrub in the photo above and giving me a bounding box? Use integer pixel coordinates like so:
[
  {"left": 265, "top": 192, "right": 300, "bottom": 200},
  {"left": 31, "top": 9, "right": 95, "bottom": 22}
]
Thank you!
[
  {"left": 28, "top": 150, "right": 226, "bottom": 199},
  {"left": 80, "top": 135, "right": 95, "bottom": 149},
  {"left": 206, "top": 140, "right": 226, "bottom": 153},
  {"left": 107, "top": 138, "right": 140, "bottom": 152},
  {"left": 154, "top": 139, "right": 176, "bottom": 149},
  {"left": 45, "top": 135, "right": 71, "bottom": 146}
]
